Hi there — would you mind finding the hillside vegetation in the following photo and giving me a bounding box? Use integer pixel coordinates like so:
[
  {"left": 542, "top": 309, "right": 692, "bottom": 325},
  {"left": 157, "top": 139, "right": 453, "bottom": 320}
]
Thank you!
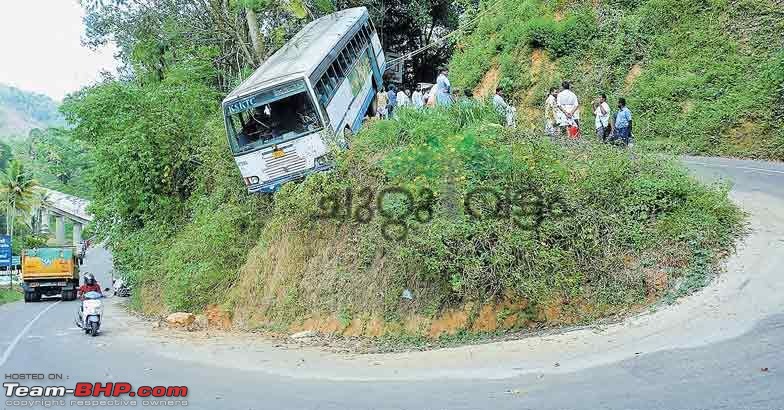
[
  {"left": 84, "top": 103, "right": 740, "bottom": 340},
  {"left": 61, "top": 0, "right": 754, "bottom": 343},
  {"left": 0, "top": 84, "right": 65, "bottom": 139},
  {"left": 450, "top": 0, "right": 784, "bottom": 160}
]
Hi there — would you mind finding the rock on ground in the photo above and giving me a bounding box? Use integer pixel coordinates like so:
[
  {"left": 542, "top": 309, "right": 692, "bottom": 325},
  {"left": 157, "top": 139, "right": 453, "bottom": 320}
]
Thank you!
[
  {"left": 166, "top": 312, "right": 196, "bottom": 328},
  {"left": 290, "top": 330, "right": 318, "bottom": 339}
]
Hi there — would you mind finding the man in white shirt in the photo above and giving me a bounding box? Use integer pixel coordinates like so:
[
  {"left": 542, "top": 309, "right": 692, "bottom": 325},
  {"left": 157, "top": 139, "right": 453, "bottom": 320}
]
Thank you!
[
  {"left": 411, "top": 86, "right": 424, "bottom": 108},
  {"left": 556, "top": 81, "right": 580, "bottom": 130},
  {"left": 493, "top": 87, "right": 516, "bottom": 127},
  {"left": 397, "top": 89, "right": 410, "bottom": 107},
  {"left": 593, "top": 93, "right": 611, "bottom": 142},
  {"left": 376, "top": 88, "right": 388, "bottom": 119}
]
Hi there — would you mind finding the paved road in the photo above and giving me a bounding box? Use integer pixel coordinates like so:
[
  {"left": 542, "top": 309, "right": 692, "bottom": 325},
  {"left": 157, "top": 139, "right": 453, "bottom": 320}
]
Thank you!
[{"left": 1, "top": 156, "right": 782, "bottom": 410}]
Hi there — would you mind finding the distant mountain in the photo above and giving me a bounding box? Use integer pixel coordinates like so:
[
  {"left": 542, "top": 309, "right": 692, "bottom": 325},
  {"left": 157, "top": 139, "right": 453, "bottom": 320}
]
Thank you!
[{"left": 0, "top": 83, "right": 65, "bottom": 139}]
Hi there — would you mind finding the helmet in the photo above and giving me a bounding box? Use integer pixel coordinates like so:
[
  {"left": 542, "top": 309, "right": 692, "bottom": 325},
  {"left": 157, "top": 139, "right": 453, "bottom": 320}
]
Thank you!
[{"left": 83, "top": 273, "right": 96, "bottom": 286}]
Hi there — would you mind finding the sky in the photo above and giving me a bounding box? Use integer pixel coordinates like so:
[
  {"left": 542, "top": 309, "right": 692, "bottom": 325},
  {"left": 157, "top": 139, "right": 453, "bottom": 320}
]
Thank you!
[{"left": 0, "top": 0, "right": 118, "bottom": 101}]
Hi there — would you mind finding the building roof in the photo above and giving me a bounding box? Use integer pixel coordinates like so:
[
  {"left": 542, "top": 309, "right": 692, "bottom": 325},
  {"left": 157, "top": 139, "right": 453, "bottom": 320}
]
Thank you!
[{"left": 223, "top": 7, "right": 369, "bottom": 104}]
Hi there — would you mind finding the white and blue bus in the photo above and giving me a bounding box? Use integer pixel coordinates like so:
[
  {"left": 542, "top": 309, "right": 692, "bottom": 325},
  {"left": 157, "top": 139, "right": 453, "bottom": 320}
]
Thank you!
[{"left": 222, "top": 7, "right": 385, "bottom": 193}]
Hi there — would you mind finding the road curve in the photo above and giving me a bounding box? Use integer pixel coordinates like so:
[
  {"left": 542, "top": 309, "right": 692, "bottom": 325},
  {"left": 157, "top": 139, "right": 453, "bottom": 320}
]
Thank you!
[{"left": 1, "top": 156, "right": 782, "bottom": 410}]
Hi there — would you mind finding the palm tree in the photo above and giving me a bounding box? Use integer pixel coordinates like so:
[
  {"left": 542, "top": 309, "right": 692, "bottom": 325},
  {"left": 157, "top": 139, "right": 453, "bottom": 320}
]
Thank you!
[{"left": 1, "top": 160, "right": 38, "bottom": 239}]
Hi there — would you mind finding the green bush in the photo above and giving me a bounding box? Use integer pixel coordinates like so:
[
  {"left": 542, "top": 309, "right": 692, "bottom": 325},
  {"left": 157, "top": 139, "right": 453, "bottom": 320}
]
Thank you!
[{"left": 224, "top": 105, "right": 741, "bottom": 327}]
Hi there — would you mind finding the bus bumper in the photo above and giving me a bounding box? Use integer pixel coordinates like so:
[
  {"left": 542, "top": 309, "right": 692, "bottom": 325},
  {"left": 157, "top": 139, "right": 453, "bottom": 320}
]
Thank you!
[{"left": 248, "top": 164, "right": 333, "bottom": 194}]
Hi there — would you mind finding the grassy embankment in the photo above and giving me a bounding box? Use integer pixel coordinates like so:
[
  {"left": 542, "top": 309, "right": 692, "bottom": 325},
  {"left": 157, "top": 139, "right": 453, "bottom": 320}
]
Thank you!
[
  {"left": 97, "top": 0, "right": 780, "bottom": 343},
  {"left": 0, "top": 289, "right": 21, "bottom": 305},
  {"left": 449, "top": 0, "right": 784, "bottom": 160},
  {"left": 125, "top": 104, "right": 743, "bottom": 342}
]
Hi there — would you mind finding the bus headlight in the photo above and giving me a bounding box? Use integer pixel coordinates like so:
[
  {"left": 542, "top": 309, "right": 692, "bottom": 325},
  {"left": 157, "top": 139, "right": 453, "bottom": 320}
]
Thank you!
[{"left": 244, "top": 176, "right": 260, "bottom": 186}]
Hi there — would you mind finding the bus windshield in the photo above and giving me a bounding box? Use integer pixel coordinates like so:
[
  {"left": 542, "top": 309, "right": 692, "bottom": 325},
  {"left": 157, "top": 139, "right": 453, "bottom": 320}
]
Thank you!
[{"left": 226, "top": 90, "right": 322, "bottom": 154}]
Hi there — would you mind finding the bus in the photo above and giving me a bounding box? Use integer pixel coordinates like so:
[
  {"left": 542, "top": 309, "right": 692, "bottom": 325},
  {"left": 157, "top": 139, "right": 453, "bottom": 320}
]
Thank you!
[{"left": 222, "top": 7, "right": 386, "bottom": 193}]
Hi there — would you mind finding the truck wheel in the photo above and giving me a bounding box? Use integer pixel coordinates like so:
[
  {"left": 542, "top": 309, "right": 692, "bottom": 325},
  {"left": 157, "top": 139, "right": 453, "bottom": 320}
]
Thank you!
[
  {"left": 62, "top": 290, "right": 75, "bottom": 301},
  {"left": 25, "top": 291, "right": 40, "bottom": 302}
]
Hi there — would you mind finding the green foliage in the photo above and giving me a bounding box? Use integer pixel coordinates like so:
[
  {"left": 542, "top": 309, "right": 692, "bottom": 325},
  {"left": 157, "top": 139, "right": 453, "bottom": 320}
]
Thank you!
[
  {"left": 0, "top": 289, "right": 21, "bottom": 305},
  {"left": 11, "top": 128, "right": 93, "bottom": 198},
  {"left": 450, "top": 0, "right": 784, "bottom": 160},
  {"left": 222, "top": 106, "right": 741, "bottom": 328},
  {"left": 74, "top": 0, "right": 745, "bottom": 336},
  {"left": 61, "top": 58, "right": 220, "bottom": 233}
]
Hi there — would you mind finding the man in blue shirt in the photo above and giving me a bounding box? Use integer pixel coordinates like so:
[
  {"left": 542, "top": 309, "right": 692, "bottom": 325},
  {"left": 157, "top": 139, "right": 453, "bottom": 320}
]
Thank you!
[
  {"left": 614, "top": 97, "right": 632, "bottom": 145},
  {"left": 387, "top": 84, "right": 398, "bottom": 118}
]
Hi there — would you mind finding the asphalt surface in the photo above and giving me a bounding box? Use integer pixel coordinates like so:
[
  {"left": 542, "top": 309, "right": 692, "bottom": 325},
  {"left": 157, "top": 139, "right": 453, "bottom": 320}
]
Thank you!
[{"left": 1, "top": 156, "right": 782, "bottom": 410}]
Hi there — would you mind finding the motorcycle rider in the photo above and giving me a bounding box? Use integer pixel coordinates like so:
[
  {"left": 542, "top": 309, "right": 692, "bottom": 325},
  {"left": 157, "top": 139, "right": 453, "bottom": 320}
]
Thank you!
[
  {"left": 78, "top": 273, "right": 102, "bottom": 299},
  {"left": 77, "top": 273, "right": 102, "bottom": 324}
]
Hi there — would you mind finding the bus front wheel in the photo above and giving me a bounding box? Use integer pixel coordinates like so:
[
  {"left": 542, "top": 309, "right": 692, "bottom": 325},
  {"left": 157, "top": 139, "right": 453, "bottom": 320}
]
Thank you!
[{"left": 342, "top": 126, "right": 353, "bottom": 149}]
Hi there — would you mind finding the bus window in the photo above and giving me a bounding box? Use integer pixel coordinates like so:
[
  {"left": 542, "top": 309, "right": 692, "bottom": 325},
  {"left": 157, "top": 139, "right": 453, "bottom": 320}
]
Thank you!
[
  {"left": 349, "top": 38, "right": 360, "bottom": 58},
  {"left": 361, "top": 27, "right": 370, "bottom": 44},
  {"left": 338, "top": 50, "right": 350, "bottom": 72},
  {"left": 332, "top": 58, "right": 344, "bottom": 79},
  {"left": 344, "top": 41, "right": 355, "bottom": 62},
  {"left": 226, "top": 87, "right": 322, "bottom": 154},
  {"left": 315, "top": 79, "right": 329, "bottom": 105},
  {"left": 320, "top": 73, "right": 333, "bottom": 96},
  {"left": 327, "top": 65, "right": 339, "bottom": 92}
]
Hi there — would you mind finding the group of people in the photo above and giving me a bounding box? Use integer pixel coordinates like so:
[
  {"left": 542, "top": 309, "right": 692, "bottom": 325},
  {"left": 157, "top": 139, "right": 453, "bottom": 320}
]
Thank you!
[
  {"left": 376, "top": 73, "right": 632, "bottom": 145},
  {"left": 376, "top": 68, "right": 455, "bottom": 119},
  {"left": 544, "top": 81, "right": 633, "bottom": 145}
]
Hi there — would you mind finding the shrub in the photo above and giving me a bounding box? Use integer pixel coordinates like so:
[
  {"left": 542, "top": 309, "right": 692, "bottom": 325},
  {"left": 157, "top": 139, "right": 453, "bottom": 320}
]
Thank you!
[{"left": 223, "top": 105, "right": 741, "bottom": 330}]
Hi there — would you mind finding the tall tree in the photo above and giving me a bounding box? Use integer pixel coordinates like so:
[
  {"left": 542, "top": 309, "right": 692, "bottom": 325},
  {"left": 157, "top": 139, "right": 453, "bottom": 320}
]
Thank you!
[{"left": 1, "top": 160, "right": 37, "bottom": 239}]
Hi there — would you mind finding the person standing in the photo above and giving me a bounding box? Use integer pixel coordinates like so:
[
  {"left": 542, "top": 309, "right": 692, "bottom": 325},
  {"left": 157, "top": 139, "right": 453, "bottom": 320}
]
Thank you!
[
  {"left": 412, "top": 86, "right": 424, "bottom": 108},
  {"left": 593, "top": 93, "right": 611, "bottom": 142},
  {"left": 614, "top": 98, "right": 633, "bottom": 145},
  {"left": 492, "top": 87, "right": 517, "bottom": 127},
  {"left": 436, "top": 68, "right": 453, "bottom": 106},
  {"left": 397, "top": 88, "right": 411, "bottom": 107},
  {"left": 544, "top": 87, "right": 558, "bottom": 136},
  {"left": 426, "top": 84, "right": 438, "bottom": 108},
  {"left": 556, "top": 81, "right": 580, "bottom": 132},
  {"left": 376, "top": 87, "right": 388, "bottom": 119},
  {"left": 387, "top": 84, "right": 398, "bottom": 117}
]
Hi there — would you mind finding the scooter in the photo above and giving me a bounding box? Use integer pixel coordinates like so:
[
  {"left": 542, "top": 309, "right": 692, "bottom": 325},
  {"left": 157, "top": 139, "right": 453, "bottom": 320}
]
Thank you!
[
  {"left": 75, "top": 291, "right": 103, "bottom": 337},
  {"left": 112, "top": 278, "right": 131, "bottom": 297}
]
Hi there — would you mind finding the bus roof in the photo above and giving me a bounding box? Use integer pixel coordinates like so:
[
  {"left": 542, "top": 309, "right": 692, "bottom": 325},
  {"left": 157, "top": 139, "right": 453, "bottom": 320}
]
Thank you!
[{"left": 223, "top": 7, "right": 369, "bottom": 105}]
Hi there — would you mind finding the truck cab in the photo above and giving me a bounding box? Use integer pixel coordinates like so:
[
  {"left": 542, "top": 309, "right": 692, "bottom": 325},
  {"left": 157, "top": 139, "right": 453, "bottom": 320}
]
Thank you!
[{"left": 21, "top": 247, "right": 81, "bottom": 302}]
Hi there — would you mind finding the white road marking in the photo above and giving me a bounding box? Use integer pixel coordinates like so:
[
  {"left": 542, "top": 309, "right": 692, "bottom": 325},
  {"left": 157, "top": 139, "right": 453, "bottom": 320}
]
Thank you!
[
  {"left": 685, "top": 161, "right": 784, "bottom": 175},
  {"left": 0, "top": 301, "right": 60, "bottom": 368}
]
